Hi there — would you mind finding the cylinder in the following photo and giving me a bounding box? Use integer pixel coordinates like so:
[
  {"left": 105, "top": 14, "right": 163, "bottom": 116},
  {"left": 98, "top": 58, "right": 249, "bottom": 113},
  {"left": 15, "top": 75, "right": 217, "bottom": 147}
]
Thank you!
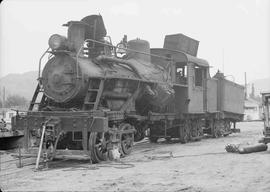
[{"left": 239, "top": 143, "right": 268, "bottom": 154}]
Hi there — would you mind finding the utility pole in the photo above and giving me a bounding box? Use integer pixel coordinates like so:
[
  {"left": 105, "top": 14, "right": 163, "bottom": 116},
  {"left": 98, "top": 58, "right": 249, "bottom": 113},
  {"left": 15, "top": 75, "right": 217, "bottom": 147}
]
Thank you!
[
  {"left": 2, "top": 86, "right": 5, "bottom": 108},
  {"left": 222, "top": 48, "right": 225, "bottom": 73},
  {"left": 244, "top": 72, "right": 247, "bottom": 100}
]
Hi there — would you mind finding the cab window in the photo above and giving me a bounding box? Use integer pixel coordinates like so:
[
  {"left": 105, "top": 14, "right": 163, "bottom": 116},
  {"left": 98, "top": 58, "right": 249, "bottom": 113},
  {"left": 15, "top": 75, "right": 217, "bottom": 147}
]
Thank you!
[
  {"left": 195, "top": 66, "right": 203, "bottom": 87},
  {"left": 175, "top": 62, "right": 187, "bottom": 84}
]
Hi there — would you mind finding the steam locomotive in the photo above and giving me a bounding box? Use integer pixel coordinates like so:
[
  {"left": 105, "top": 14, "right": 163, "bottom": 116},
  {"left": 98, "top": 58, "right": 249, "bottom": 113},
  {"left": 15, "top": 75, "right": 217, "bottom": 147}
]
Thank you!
[{"left": 12, "top": 15, "right": 244, "bottom": 164}]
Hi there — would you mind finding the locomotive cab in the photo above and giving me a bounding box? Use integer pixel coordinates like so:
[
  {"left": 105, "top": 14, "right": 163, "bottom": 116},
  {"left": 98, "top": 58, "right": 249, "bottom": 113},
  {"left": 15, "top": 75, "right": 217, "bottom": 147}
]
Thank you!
[{"left": 151, "top": 48, "right": 209, "bottom": 114}]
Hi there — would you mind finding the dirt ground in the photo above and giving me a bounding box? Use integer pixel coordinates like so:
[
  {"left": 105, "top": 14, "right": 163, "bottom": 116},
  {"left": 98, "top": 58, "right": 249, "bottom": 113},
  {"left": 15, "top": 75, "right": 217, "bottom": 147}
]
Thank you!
[{"left": 1, "top": 121, "right": 270, "bottom": 192}]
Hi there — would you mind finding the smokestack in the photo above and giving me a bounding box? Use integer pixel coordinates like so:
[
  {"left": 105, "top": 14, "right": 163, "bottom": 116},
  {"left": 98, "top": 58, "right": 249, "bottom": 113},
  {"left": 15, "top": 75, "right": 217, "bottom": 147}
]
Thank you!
[
  {"left": 249, "top": 83, "right": 255, "bottom": 99},
  {"left": 66, "top": 21, "right": 87, "bottom": 56}
]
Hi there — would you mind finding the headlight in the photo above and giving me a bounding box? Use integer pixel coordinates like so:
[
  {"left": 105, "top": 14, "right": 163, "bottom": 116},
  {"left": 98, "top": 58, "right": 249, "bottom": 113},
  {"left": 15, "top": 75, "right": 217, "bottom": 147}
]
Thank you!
[{"left": 48, "top": 34, "right": 67, "bottom": 50}]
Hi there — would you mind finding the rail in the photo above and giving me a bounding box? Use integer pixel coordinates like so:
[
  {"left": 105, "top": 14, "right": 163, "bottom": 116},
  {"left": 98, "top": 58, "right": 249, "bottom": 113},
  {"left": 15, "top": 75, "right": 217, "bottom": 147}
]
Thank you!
[{"left": 38, "top": 47, "right": 50, "bottom": 84}]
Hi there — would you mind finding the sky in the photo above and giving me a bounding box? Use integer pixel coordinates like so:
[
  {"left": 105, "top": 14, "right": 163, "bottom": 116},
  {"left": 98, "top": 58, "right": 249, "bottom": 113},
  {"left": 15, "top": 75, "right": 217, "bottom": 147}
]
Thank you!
[{"left": 0, "top": 0, "right": 269, "bottom": 84}]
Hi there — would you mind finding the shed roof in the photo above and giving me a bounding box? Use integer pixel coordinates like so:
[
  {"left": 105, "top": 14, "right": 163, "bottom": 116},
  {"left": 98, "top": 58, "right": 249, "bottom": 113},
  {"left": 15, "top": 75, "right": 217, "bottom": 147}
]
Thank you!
[{"left": 261, "top": 91, "right": 270, "bottom": 98}]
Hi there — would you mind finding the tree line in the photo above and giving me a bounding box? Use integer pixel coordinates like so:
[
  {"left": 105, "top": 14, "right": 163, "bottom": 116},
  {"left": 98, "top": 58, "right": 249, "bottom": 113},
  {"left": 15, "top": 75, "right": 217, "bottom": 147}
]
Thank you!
[{"left": 0, "top": 94, "right": 28, "bottom": 108}]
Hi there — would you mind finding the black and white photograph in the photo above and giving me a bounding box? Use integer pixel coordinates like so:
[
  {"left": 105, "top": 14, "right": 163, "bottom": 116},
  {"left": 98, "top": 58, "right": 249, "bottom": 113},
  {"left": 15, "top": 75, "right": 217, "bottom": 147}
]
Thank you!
[{"left": 0, "top": 0, "right": 270, "bottom": 191}]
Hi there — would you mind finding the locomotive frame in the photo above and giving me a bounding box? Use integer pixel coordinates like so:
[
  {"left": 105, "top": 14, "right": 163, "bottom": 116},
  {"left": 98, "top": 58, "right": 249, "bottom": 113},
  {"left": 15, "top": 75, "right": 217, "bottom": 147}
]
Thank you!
[{"left": 12, "top": 15, "right": 244, "bottom": 167}]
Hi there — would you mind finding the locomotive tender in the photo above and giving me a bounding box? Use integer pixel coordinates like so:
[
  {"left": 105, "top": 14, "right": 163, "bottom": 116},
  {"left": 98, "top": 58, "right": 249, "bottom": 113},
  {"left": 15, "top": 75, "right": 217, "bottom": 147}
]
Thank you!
[{"left": 12, "top": 15, "right": 244, "bottom": 164}]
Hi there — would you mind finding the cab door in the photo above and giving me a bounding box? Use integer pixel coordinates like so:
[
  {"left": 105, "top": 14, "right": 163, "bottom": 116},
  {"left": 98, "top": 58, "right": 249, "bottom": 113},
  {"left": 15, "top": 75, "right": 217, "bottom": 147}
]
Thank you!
[{"left": 187, "top": 63, "right": 207, "bottom": 113}]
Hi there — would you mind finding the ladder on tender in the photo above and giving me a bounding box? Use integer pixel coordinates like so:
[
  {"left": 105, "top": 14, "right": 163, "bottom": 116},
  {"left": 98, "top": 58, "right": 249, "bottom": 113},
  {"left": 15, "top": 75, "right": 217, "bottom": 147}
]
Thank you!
[
  {"left": 83, "top": 79, "right": 104, "bottom": 110},
  {"left": 29, "top": 84, "right": 46, "bottom": 111}
]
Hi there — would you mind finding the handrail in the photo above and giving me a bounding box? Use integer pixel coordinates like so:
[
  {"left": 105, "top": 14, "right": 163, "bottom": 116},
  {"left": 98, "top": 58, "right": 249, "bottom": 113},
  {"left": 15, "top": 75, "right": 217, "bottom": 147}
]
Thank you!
[
  {"left": 38, "top": 47, "right": 50, "bottom": 84},
  {"left": 75, "top": 38, "right": 174, "bottom": 79},
  {"left": 76, "top": 43, "right": 85, "bottom": 79},
  {"left": 85, "top": 38, "right": 173, "bottom": 60}
]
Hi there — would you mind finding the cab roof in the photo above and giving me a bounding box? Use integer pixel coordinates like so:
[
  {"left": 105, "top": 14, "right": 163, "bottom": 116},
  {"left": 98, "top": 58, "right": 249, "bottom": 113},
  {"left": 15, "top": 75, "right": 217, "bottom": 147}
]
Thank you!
[{"left": 151, "top": 48, "right": 209, "bottom": 68}]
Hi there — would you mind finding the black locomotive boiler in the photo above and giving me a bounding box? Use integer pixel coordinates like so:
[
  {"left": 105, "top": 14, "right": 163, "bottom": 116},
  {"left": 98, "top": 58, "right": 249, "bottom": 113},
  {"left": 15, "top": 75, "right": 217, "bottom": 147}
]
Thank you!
[{"left": 12, "top": 15, "right": 244, "bottom": 164}]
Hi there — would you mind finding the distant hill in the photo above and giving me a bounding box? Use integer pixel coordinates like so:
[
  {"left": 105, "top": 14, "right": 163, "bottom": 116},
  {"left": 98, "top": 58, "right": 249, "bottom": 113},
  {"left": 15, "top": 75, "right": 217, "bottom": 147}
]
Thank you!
[
  {"left": 0, "top": 71, "right": 38, "bottom": 100},
  {"left": 0, "top": 70, "right": 269, "bottom": 100}
]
